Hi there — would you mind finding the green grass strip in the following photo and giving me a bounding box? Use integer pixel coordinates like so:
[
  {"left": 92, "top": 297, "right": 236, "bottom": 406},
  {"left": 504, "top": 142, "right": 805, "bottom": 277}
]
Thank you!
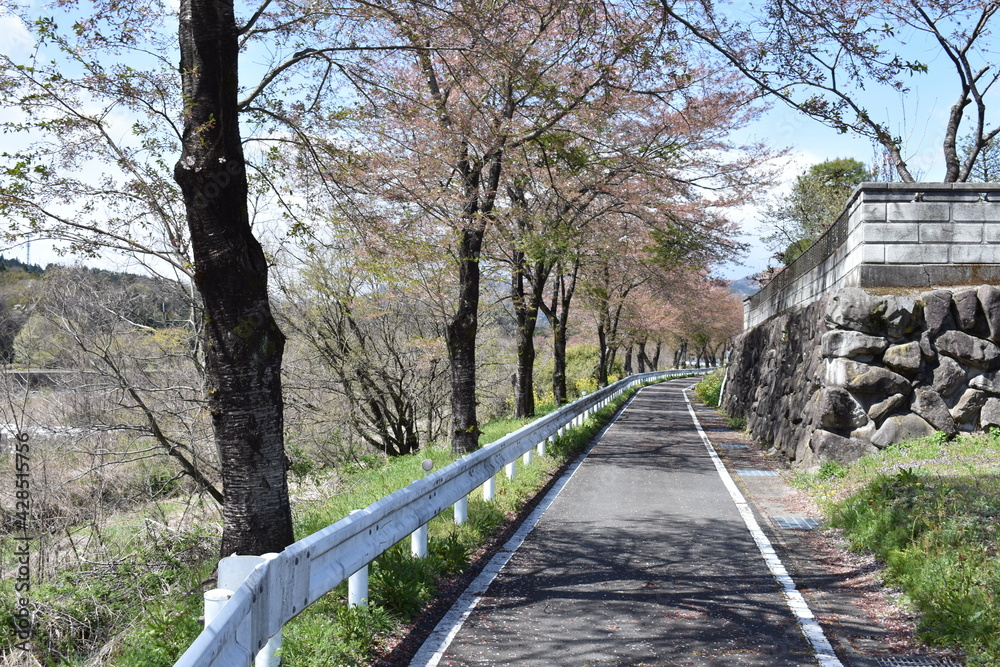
[{"left": 797, "top": 430, "right": 1000, "bottom": 665}]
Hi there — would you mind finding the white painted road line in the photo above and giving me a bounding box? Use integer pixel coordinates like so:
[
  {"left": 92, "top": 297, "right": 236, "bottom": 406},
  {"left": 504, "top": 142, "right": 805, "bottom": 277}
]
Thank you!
[
  {"left": 682, "top": 388, "right": 843, "bottom": 667},
  {"left": 408, "top": 388, "right": 644, "bottom": 667}
]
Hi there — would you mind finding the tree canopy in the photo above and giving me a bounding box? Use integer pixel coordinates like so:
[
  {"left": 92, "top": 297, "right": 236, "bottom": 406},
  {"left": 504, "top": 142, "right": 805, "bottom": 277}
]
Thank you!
[
  {"left": 761, "top": 158, "right": 870, "bottom": 265},
  {"left": 661, "top": 0, "right": 1000, "bottom": 183}
]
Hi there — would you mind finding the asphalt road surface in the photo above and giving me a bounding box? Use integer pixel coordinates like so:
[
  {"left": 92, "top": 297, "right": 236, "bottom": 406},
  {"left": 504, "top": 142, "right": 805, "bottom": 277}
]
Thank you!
[{"left": 417, "top": 379, "right": 828, "bottom": 666}]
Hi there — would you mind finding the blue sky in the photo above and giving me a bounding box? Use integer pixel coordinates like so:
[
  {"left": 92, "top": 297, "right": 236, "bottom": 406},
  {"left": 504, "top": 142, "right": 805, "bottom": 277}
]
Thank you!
[
  {"left": 720, "top": 81, "right": 972, "bottom": 281},
  {"left": 1, "top": 3, "right": 994, "bottom": 282},
  {"left": 717, "top": 3, "right": 998, "bottom": 281}
]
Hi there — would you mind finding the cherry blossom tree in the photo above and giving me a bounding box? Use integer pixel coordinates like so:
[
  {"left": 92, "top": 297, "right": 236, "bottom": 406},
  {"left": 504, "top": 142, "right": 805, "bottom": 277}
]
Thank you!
[
  {"left": 0, "top": 0, "right": 379, "bottom": 554},
  {"left": 323, "top": 0, "right": 695, "bottom": 452},
  {"left": 494, "top": 60, "right": 769, "bottom": 410}
]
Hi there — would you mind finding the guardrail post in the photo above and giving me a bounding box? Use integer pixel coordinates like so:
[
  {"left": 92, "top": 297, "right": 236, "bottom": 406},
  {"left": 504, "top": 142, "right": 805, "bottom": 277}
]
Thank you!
[
  {"left": 411, "top": 460, "right": 434, "bottom": 559},
  {"left": 537, "top": 436, "right": 549, "bottom": 457},
  {"left": 522, "top": 449, "right": 532, "bottom": 466},
  {"left": 411, "top": 459, "right": 436, "bottom": 558},
  {"left": 483, "top": 475, "right": 496, "bottom": 501},
  {"left": 348, "top": 511, "right": 369, "bottom": 606},
  {"left": 453, "top": 495, "right": 468, "bottom": 525},
  {"left": 505, "top": 460, "right": 516, "bottom": 480},
  {"left": 411, "top": 522, "right": 428, "bottom": 558},
  {"left": 256, "top": 553, "right": 282, "bottom": 667},
  {"left": 204, "top": 588, "right": 233, "bottom": 627},
  {"left": 218, "top": 555, "right": 281, "bottom": 667}
]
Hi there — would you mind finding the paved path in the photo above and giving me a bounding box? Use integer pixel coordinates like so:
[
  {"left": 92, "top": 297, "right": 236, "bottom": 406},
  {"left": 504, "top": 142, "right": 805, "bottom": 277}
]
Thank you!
[{"left": 415, "top": 379, "right": 830, "bottom": 666}]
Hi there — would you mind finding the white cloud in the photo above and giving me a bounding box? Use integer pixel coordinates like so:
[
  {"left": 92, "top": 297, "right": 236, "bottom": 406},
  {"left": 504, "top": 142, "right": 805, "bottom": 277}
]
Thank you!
[{"left": 0, "top": 11, "right": 35, "bottom": 57}]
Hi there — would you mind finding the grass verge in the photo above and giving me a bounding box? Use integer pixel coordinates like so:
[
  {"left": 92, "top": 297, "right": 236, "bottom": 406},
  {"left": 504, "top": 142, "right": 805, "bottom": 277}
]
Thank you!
[{"left": 796, "top": 430, "right": 1000, "bottom": 665}]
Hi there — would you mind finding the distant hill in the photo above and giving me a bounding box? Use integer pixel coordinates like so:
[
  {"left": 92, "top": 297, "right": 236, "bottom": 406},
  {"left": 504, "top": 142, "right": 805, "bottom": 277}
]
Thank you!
[
  {"left": 0, "top": 255, "right": 45, "bottom": 275},
  {"left": 728, "top": 277, "right": 758, "bottom": 297}
]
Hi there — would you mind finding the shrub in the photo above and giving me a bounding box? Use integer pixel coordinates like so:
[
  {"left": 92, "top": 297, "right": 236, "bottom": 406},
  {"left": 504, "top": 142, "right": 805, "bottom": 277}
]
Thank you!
[
  {"left": 816, "top": 460, "right": 848, "bottom": 479},
  {"left": 694, "top": 369, "right": 724, "bottom": 407}
]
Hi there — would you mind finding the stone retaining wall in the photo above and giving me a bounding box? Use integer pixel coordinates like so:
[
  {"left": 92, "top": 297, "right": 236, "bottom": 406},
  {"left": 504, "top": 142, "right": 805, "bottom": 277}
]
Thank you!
[{"left": 725, "top": 286, "right": 1000, "bottom": 469}]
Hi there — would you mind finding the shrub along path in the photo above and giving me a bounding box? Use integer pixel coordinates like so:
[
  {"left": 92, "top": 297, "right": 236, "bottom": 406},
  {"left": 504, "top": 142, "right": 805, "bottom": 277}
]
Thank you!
[{"left": 409, "top": 379, "right": 836, "bottom": 666}]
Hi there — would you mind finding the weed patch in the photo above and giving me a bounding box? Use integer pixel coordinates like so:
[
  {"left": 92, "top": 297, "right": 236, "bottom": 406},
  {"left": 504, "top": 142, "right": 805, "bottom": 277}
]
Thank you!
[
  {"left": 802, "top": 430, "right": 1000, "bottom": 663},
  {"left": 694, "top": 369, "right": 724, "bottom": 407},
  {"left": 720, "top": 411, "right": 746, "bottom": 430},
  {"left": 279, "top": 595, "right": 394, "bottom": 667}
]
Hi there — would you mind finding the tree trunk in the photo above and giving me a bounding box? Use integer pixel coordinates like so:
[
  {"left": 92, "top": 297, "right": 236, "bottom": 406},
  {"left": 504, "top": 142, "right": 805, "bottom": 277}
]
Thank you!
[
  {"left": 446, "top": 226, "right": 484, "bottom": 454},
  {"left": 552, "top": 315, "right": 568, "bottom": 404},
  {"left": 676, "top": 340, "right": 688, "bottom": 368},
  {"left": 651, "top": 341, "right": 661, "bottom": 371},
  {"left": 596, "top": 319, "right": 610, "bottom": 387},
  {"left": 174, "top": 0, "right": 292, "bottom": 556},
  {"left": 542, "top": 259, "right": 579, "bottom": 406},
  {"left": 511, "top": 252, "right": 535, "bottom": 418},
  {"left": 508, "top": 181, "right": 553, "bottom": 418},
  {"left": 623, "top": 345, "right": 633, "bottom": 375},
  {"left": 637, "top": 338, "right": 647, "bottom": 373},
  {"left": 510, "top": 248, "right": 549, "bottom": 418}
]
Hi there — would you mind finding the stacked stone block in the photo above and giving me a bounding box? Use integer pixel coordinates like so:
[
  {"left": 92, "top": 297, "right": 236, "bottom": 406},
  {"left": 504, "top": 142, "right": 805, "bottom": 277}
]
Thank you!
[
  {"left": 725, "top": 286, "right": 1000, "bottom": 470},
  {"left": 746, "top": 184, "right": 1000, "bottom": 328}
]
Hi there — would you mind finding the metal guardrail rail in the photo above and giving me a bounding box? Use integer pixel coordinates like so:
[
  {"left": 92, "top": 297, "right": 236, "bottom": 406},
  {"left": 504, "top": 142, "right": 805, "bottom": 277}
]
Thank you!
[{"left": 174, "top": 368, "right": 714, "bottom": 667}]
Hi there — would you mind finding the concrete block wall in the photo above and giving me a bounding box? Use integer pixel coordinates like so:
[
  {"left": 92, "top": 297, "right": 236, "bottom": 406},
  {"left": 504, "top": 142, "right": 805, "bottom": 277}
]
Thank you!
[{"left": 745, "top": 183, "right": 1000, "bottom": 328}]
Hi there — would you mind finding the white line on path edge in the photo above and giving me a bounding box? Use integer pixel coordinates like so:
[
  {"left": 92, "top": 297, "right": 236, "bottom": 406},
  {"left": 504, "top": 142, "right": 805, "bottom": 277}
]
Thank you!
[
  {"left": 682, "top": 386, "right": 844, "bottom": 667},
  {"left": 408, "top": 388, "right": 645, "bottom": 667}
]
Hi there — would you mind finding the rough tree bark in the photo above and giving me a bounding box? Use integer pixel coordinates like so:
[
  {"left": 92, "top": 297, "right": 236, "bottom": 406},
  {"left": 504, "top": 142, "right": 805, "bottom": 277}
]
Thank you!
[
  {"left": 447, "top": 150, "right": 504, "bottom": 454},
  {"left": 542, "top": 259, "right": 580, "bottom": 405},
  {"left": 446, "top": 223, "right": 484, "bottom": 454},
  {"left": 173, "top": 0, "right": 292, "bottom": 556}
]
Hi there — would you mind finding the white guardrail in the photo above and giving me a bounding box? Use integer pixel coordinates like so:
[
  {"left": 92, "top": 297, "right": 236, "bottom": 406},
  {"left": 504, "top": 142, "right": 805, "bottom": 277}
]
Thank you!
[{"left": 174, "top": 368, "right": 714, "bottom": 667}]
